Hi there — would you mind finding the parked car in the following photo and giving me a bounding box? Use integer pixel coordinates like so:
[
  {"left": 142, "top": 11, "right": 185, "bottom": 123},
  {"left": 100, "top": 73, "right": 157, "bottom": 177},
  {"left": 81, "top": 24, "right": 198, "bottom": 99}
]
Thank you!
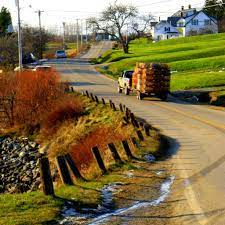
[
  {"left": 55, "top": 50, "right": 67, "bottom": 59},
  {"left": 32, "top": 65, "right": 52, "bottom": 72}
]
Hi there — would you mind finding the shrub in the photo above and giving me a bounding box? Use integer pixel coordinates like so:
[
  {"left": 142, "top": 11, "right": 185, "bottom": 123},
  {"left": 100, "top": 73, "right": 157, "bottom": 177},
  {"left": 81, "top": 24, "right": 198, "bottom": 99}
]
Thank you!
[
  {"left": 42, "top": 96, "right": 84, "bottom": 136},
  {"left": 70, "top": 126, "right": 129, "bottom": 170}
]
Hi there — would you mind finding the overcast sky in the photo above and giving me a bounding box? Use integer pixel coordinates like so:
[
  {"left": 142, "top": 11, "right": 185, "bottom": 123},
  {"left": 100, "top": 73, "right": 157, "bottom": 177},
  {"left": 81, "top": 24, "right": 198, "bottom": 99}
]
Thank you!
[{"left": 0, "top": 0, "right": 205, "bottom": 29}]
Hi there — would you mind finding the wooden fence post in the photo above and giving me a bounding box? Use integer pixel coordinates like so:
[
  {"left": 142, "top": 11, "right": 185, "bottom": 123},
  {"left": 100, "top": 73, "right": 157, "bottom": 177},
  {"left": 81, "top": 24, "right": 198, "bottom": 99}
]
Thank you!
[
  {"left": 39, "top": 155, "right": 54, "bottom": 196},
  {"left": 95, "top": 95, "right": 99, "bottom": 104},
  {"left": 102, "top": 98, "right": 106, "bottom": 105},
  {"left": 86, "top": 90, "right": 90, "bottom": 98},
  {"left": 136, "top": 130, "right": 144, "bottom": 141},
  {"left": 119, "top": 103, "right": 123, "bottom": 112},
  {"left": 144, "top": 124, "right": 150, "bottom": 136},
  {"left": 107, "top": 143, "right": 122, "bottom": 164},
  {"left": 109, "top": 100, "right": 113, "bottom": 108},
  {"left": 139, "top": 122, "right": 144, "bottom": 130},
  {"left": 92, "top": 147, "right": 107, "bottom": 174},
  {"left": 131, "top": 137, "right": 139, "bottom": 148},
  {"left": 90, "top": 93, "right": 95, "bottom": 101},
  {"left": 112, "top": 103, "right": 116, "bottom": 111},
  {"left": 65, "top": 154, "right": 85, "bottom": 181},
  {"left": 55, "top": 156, "right": 73, "bottom": 185},
  {"left": 122, "top": 140, "right": 134, "bottom": 160}
]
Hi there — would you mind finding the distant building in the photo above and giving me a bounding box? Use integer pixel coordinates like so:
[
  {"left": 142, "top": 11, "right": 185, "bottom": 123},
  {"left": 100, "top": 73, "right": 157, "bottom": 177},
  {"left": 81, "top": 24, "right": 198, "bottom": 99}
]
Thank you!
[
  {"left": 150, "top": 5, "right": 218, "bottom": 41},
  {"left": 150, "top": 20, "right": 179, "bottom": 41}
]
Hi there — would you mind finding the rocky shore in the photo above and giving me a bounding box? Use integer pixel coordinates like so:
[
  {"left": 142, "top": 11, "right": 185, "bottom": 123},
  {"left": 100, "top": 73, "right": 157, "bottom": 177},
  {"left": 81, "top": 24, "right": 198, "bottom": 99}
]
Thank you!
[{"left": 0, "top": 136, "right": 41, "bottom": 194}]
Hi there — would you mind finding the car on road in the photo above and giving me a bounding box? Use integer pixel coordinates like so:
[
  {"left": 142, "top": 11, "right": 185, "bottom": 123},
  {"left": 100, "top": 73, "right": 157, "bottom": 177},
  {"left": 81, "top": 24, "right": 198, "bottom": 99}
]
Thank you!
[
  {"left": 32, "top": 65, "right": 52, "bottom": 72},
  {"left": 118, "top": 63, "right": 170, "bottom": 101},
  {"left": 55, "top": 50, "right": 67, "bottom": 59},
  {"left": 118, "top": 70, "right": 134, "bottom": 95}
]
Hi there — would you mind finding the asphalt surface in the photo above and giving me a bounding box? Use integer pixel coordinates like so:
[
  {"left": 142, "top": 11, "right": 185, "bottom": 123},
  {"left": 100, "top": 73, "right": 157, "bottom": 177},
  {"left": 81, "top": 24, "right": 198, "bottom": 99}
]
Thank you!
[{"left": 49, "top": 42, "right": 225, "bottom": 225}]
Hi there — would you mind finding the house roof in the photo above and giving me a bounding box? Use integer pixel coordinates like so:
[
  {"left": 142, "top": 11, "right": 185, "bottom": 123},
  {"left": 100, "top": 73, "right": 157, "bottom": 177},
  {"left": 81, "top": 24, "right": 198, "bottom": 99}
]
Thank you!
[
  {"left": 167, "top": 17, "right": 180, "bottom": 26},
  {"left": 172, "top": 8, "right": 197, "bottom": 18},
  {"left": 168, "top": 10, "right": 217, "bottom": 27}
]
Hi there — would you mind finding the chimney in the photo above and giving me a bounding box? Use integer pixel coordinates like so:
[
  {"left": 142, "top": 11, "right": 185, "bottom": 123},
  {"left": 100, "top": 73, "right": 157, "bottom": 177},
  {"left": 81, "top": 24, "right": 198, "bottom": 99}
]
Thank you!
[
  {"left": 181, "top": 6, "right": 184, "bottom": 11},
  {"left": 188, "top": 4, "right": 191, "bottom": 9}
]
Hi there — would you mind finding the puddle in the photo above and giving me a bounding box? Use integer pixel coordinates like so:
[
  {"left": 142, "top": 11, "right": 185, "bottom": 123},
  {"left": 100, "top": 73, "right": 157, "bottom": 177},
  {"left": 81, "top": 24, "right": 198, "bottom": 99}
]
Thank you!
[{"left": 60, "top": 176, "right": 175, "bottom": 225}]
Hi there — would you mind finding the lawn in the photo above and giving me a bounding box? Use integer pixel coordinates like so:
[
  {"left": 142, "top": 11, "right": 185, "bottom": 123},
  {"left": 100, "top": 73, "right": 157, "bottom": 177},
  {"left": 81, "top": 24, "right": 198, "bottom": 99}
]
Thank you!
[{"left": 96, "top": 33, "right": 225, "bottom": 91}]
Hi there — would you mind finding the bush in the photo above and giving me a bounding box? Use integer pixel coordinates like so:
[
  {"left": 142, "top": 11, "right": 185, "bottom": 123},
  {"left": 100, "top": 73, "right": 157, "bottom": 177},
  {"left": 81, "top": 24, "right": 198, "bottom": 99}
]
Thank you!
[
  {"left": 42, "top": 97, "right": 84, "bottom": 136},
  {"left": 70, "top": 126, "right": 129, "bottom": 170},
  {"left": 0, "top": 70, "right": 70, "bottom": 132}
]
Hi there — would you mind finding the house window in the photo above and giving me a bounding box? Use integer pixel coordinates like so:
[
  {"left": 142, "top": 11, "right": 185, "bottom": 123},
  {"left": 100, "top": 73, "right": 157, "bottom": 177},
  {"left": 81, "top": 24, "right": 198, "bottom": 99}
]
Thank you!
[
  {"left": 164, "top": 27, "right": 170, "bottom": 32},
  {"left": 192, "top": 19, "right": 198, "bottom": 25},
  {"left": 204, "top": 19, "right": 211, "bottom": 25},
  {"left": 178, "top": 22, "right": 184, "bottom": 27}
]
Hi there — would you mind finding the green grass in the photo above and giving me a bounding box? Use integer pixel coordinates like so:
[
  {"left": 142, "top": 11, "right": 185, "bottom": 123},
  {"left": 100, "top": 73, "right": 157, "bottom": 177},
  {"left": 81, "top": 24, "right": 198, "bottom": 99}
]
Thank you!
[
  {"left": 96, "top": 33, "right": 225, "bottom": 91},
  {"left": 0, "top": 192, "right": 62, "bottom": 225}
]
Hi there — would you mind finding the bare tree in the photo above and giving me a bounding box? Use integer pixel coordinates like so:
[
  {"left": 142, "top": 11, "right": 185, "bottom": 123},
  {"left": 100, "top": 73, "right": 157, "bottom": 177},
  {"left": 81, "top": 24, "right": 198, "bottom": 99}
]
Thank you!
[
  {"left": 88, "top": 2, "right": 138, "bottom": 53},
  {"left": 131, "top": 14, "right": 154, "bottom": 38}
]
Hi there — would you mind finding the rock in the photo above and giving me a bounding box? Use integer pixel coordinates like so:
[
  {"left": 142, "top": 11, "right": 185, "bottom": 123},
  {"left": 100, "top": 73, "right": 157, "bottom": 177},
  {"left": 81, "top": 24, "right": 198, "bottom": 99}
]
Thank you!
[{"left": 0, "top": 136, "right": 41, "bottom": 194}]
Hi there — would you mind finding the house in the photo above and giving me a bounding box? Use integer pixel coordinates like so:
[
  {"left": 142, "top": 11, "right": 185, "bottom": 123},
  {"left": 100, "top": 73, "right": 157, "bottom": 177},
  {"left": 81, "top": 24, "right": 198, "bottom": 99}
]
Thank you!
[
  {"left": 150, "top": 20, "right": 179, "bottom": 41},
  {"left": 168, "top": 5, "right": 218, "bottom": 36},
  {"left": 150, "top": 5, "right": 218, "bottom": 41}
]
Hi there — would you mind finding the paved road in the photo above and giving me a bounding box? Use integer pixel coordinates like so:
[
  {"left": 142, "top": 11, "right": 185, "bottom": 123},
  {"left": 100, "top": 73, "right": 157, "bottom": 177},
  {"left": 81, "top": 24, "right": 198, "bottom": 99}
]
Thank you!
[{"left": 49, "top": 43, "right": 225, "bottom": 225}]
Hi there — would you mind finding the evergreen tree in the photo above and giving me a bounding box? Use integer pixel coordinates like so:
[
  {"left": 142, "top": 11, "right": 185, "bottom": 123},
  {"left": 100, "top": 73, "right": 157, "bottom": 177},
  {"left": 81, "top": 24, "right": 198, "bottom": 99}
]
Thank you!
[
  {"left": 204, "top": 0, "right": 225, "bottom": 18},
  {"left": 0, "top": 7, "right": 12, "bottom": 36}
]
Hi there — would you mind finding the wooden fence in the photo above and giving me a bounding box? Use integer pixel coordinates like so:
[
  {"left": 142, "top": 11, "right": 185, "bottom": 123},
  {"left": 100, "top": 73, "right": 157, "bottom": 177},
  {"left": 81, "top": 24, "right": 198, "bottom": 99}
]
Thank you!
[{"left": 39, "top": 90, "right": 152, "bottom": 195}]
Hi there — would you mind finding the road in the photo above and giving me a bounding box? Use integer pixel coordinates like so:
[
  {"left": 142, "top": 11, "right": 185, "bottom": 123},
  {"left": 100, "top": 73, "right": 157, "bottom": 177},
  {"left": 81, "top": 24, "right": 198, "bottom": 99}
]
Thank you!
[{"left": 49, "top": 42, "right": 225, "bottom": 225}]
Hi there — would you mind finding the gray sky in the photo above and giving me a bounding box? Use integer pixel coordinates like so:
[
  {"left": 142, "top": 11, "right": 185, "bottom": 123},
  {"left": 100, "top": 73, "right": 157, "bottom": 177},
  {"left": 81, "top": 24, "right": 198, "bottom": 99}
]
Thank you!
[{"left": 0, "top": 0, "right": 205, "bottom": 28}]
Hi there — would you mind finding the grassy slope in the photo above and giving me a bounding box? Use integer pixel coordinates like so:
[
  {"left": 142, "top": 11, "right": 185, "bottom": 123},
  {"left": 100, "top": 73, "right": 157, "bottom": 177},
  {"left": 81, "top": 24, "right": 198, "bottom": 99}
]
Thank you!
[
  {"left": 96, "top": 33, "right": 225, "bottom": 91},
  {"left": 0, "top": 94, "right": 160, "bottom": 225}
]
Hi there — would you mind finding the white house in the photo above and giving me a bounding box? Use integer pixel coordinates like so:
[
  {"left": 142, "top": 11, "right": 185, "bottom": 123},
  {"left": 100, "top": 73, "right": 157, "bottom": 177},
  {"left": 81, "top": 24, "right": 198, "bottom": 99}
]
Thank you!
[
  {"left": 150, "top": 20, "right": 179, "bottom": 41},
  {"left": 151, "top": 5, "right": 218, "bottom": 41}
]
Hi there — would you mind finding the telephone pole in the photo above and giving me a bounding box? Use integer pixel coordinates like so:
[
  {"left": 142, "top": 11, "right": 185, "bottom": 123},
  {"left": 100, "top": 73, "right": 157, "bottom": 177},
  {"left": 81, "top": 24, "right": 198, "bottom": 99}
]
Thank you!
[
  {"left": 35, "top": 10, "right": 44, "bottom": 59},
  {"left": 85, "top": 19, "right": 88, "bottom": 43},
  {"left": 15, "top": 0, "right": 23, "bottom": 70},
  {"left": 62, "top": 22, "right": 66, "bottom": 50},
  {"left": 76, "top": 19, "right": 79, "bottom": 54},
  {"left": 80, "top": 20, "right": 83, "bottom": 49}
]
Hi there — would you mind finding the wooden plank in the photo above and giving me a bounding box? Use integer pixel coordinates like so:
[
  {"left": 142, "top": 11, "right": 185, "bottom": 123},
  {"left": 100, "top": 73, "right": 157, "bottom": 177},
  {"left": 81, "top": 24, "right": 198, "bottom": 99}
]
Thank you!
[
  {"left": 108, "top": 143, "right": 122, "bottom": 164},
  {"left": 65, "top": 154, "right": 85, "bottom": 181},
  {"left": 39, "top": 156, "right": 55, "bottom": 196},
  {"left": 55, "top": 156, "right": 73, "bottom": 185},
  {"left": 92, "top": 146, "right": 107, "bottom": 174}
]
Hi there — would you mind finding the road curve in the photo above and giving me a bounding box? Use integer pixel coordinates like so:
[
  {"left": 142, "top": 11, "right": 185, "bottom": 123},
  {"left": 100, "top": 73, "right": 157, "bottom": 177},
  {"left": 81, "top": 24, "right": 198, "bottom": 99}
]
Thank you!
[{"left": 49, "top": 46, "right": 225, "bottom": 225}]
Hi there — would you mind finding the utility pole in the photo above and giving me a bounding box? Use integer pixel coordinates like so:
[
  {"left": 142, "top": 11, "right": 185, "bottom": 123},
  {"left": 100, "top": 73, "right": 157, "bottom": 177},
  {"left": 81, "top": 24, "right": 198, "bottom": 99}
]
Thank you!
[
  {"left": 62, "top": 22, "right": 66, "bottom": 50},
  {"left": 76, "top": 19, "right": 79, "bottom": 54},
  {"left": 85, "top": 19, "right": 88, "bottom": 43},
  {"left": 35, "top": 10, "right": 44, "bottom": 59},
  {"left": 80, "top": 20, "right": 83, "bottom": 49},
  {"left": 15, "top": 0, "right": 23, "bottom": 70}
]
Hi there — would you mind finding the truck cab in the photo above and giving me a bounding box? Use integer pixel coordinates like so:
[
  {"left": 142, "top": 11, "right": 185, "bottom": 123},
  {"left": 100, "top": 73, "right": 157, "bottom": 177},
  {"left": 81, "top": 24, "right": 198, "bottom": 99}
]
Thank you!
[{"left": 118, "top": 70, "right": 133, "bottom": 95}]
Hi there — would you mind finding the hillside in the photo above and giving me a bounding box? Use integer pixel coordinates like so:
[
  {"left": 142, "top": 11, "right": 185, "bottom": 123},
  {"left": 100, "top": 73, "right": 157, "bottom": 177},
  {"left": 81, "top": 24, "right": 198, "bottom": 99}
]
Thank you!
[{"left": 96, "top": 33, "right": 225, "bottom": 91}]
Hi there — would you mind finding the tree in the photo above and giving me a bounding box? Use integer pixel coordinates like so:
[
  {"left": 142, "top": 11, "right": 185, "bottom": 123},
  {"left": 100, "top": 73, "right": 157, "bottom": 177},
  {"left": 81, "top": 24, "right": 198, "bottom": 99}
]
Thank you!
[
  {"left": 22, "top": 26, "right": 51, "bottom": 59},
  {"left": 131, "top": 14, "right": 154, "bottom": 38},
  {"left": 204, "top": 0, "right": 225, "bottom": 32},
  {"left": 88, "top": 2, "right": 138, "bottom": 53},
  {"left": 204, "top": 0, "right": 225, "bottom": 18},
  {"left": 0, "top": 7, "right": 12, "bottom": 36},
  {"left": 0, "top": 35, "right": 18, "bottom": 70}
]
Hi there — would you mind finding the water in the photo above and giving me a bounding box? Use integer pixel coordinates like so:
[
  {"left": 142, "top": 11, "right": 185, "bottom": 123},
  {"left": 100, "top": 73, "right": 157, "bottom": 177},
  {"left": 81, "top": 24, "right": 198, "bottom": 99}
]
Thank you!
[{"left": 60, "top": 176, "right": 175, "bottom": 225}]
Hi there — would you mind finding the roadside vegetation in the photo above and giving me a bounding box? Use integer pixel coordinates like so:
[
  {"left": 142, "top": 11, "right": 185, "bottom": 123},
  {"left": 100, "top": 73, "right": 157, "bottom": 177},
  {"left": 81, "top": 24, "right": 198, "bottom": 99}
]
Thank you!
[
  {"left": 0, "top": 69, "right": 162, "bottom": 224},
  {"left": 95, "top": 33, "right": 225, "bottom": 91}
]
